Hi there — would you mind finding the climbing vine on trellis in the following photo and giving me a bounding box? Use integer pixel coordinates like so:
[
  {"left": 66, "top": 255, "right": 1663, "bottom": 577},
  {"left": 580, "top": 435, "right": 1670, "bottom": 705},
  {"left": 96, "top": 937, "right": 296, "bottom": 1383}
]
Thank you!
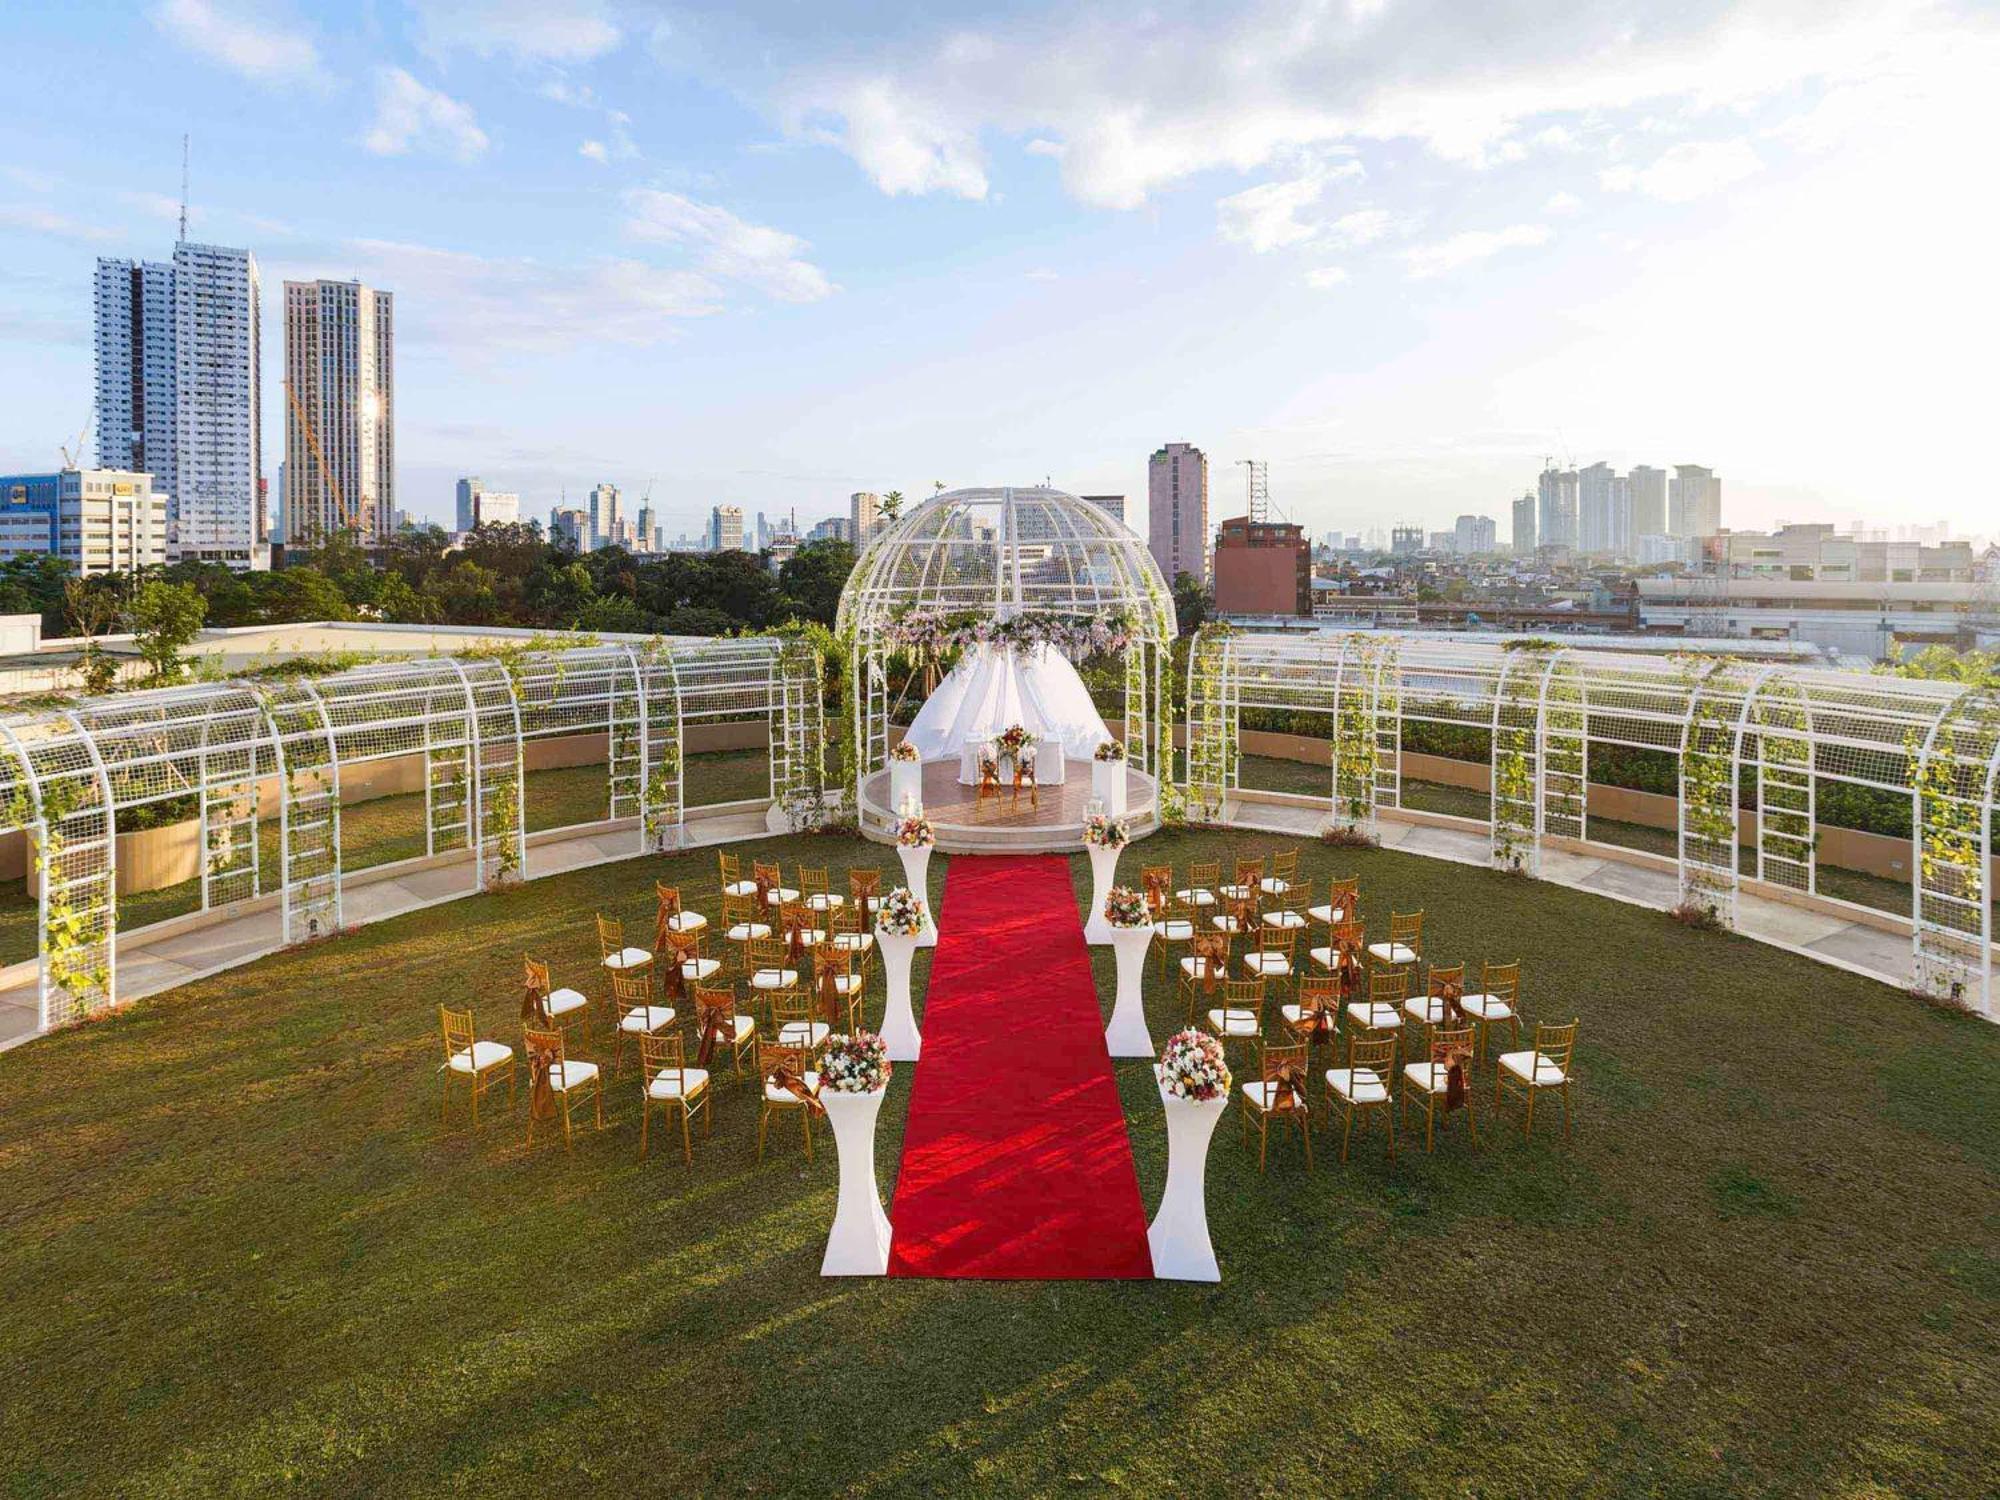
[
  {"left": 1491, "top": 643, "right": 1548, "bottom": 872},
  {"left": 1331, "top": 635, "right": 1377, "bottom": 832},
  {"left": 1184, "top": 625, "right": 1234, "bottom": 822},
  {"left": 1907, "top": 701, "right": 1999, "bottom": 1003},
  {"left": 1677, "top": 657, "right": 1741, "bottom": 923}
]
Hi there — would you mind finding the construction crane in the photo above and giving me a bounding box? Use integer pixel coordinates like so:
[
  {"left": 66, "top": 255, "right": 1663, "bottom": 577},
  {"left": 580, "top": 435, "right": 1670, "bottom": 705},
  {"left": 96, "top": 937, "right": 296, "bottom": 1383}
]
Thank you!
[
  {"left": 59, "top": 411, "right": 94, "bottom": 470},
  {"left": 178, "top": 134, "right": 190, "bottom": 244},
  {"left": 283, "top": 380, "right": 364, "bottom": 539},
  {"left": 1236, "top": 458, "right": 1269, "bottom": 523}
]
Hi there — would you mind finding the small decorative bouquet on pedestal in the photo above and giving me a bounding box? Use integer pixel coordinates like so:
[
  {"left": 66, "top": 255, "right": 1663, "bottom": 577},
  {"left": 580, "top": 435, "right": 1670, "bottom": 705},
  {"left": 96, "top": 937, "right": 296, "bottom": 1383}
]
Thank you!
[
  {"left": 1159, "top": 1028, "right": 1231, "bottom": 1102},
  {"left": 876, "top": 886, "right": 928, "bottom": 937},
  {"left": 1094, "top": 740, "right": 1127, "bottom": 762},
  {"left": 896, "top": 814, "right": 935, "bottom": 847},
  {"left": 992, "top": 724, "right": 1036, "bottom": 761},
  {"left": 1084, "top": 814, "right": 1130, "bottom": 849},
  {"left": 889, "top": 741, "right": 920, "bottom": 762},
  {"left": 1104, "top": 885, "right": 1150, "bottom": 928},
  {"left": 819, "top": 1031, "right": 891, "bottom": 1093}
]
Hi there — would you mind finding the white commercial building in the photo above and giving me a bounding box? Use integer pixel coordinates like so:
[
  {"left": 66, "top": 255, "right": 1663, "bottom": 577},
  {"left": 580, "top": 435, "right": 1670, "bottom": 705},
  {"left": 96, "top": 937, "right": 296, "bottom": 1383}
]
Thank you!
[
  {"left": 283, "top": 278, "right": 394, "bottom": 546},
  {"left": 1636, "top": 574, "right": 1988, "bottom": 658},
  {"left": 1536, "top": 466, "right": 1578, "bottom": 551},
  {"left": 1148, "top": 442, "right": 1210, "bottom": 584},
  {"left": 1669, "top": 465, "right": 1722, "bottom": 540},
  {"left": 96, "top": 242, "right": 264, "bottom": 568},
  {"left": 455, "top": 476, "right": 516, "bottom": 532},
  {"left": 0, "top": 469, "right": 169, "bottom": 574},
  {"left": 709, "top": 504, "right": 745, "bottom": 552},
  {"left": 1454, "top": 513, "right": 1498, "bottom": 555},
  {"left": 850, "top": 491, "right": 880, "bottom": 545}
]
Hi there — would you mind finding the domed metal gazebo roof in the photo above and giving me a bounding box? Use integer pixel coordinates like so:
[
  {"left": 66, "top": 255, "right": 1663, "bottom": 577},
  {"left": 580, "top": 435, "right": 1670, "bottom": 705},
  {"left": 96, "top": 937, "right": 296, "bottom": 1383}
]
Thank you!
[{"left": 835, "top": 486, "right": 1173, "bottom": 642}]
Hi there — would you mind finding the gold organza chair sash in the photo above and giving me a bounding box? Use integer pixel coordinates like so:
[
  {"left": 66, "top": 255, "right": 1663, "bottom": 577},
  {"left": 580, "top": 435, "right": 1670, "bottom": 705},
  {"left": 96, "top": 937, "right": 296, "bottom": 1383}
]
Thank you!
[
  {"left": 1143, "top": 871, "right": 1170, "bottom": 914},
  {"left": 521, "top": 958, "right": 551, "bottom": 1025},
  {"left": 654, "top": 886, "right": 683, "bottom": 954},
  {"left": 1191, "top": 933, "right": 1228, "bottom": 993},
  {"left": 767, "top": 1061, "right": 825, "bottom": 1114},
  {"left": 662, "top": 931, "right": 700, "bottom": 999},
  {"left": 524, "top": 1031, "right": 561, "bottom": 1119},
  {"left": 817, "top": 965, "right": 845, "bottom": 1026},
  {"left": 695, "top": 988, "right": 734, "bottom": 1066},
  {"left": 1264, "top": 1056, "right": 1308, "bottom": 1111}
]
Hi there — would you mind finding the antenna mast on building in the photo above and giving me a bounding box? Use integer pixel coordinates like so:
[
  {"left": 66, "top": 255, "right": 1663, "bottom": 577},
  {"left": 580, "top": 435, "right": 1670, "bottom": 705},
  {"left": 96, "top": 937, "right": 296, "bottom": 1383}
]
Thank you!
[
  {"left": 1237, "top": 459, "right": 1269, "bottom": 523},
  {"left": 178, "top": 135, "right": 190, "bottom": 244}
]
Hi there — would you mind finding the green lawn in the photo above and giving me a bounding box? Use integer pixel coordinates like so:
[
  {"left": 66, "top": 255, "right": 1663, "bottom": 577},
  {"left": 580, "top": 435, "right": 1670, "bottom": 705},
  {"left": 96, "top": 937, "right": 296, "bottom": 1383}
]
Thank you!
[
  {"left": 0, "top": 751, "right": 772, "bottom": 967},
  {"left": 0, "top": 827, "right": 1994, "bottom": 1496}
]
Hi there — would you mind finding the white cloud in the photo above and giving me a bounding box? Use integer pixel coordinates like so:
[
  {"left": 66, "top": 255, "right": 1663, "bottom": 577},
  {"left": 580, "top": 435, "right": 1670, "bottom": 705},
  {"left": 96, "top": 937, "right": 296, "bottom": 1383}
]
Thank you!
[
  {"left": 363, "top": 69, "right": 491, "bottom": 163},
  {"left": 1544, "top": 190, "right": 1582, "bottom": 214},
  {"left": 1216, "top": 172, "right": 1328, "bottom": 253},
  {"left": 0, "top": 204, "right": 118, "bottom": 243},
  {"left": 1024, "top": 268, "right": 1060, "bottom": 282},
  {"left": 413, "top": 0, "right": 621, "bottom": 63},
  {"left": 807, "top": 82, "right": 989, "bottom": 199},
  {"left": 1324, "top": 207, "right": 1405, "bottom": 248},
  {"left": 150, "top": 0, "right": 324, "bottom": 86},
  {"left": 1401, "top": 222, "right": 1550, "bottom": 280},
  {"left": 623, "top": 190, "right": 834, "bottom": 303},
  {"left": 580, "top": 140, "right": 609, "bottom": 164},
  {"left": 2, "top": 166, "right": 57, "bottom": 193},
  {"left": 1600, "top": 140, "right": 1762, "bottom": 202},
  {"left": 1305, "top": 265, "right": 1349, "bottom": 289}
]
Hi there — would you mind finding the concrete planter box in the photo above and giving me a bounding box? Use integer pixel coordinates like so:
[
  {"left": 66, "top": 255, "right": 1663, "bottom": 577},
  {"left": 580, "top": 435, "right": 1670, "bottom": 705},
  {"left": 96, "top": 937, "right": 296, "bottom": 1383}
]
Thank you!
[{"left": 27, "top": 816, "right": 202, "bottom": 899}]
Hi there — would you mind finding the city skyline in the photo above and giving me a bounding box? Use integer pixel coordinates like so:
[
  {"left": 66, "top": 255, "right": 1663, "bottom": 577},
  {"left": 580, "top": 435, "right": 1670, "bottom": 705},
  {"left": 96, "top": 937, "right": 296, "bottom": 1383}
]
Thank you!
[{"left": 3, "top": 2, "right": 1997, "bottom": 541}]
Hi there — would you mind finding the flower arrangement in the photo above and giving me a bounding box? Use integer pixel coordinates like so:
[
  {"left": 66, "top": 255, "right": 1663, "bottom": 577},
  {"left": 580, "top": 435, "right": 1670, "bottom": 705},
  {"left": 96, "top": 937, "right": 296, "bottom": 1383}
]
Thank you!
[
  {"left": 1094, "top": 740, "right": 1127, "bottom": 762},
  {"left": 876, "top": 886, "right": 928, "bottom": 937},
  {"left": 1159, "top": 1028, "right": 1231, "bottom": 1102},
  {"left": 1082, "top": 814, "right": 1129, "bottom": 848},
  {"left": 881, "top": 607, "right": 1138, "bottom": 661},
  {"left": 889, "top": 741, "right": 920, "bottom": 762},
  {"left": 896, "top": 814, "right": 935, "bottom": 847},
  {"left": 818, "top": 1031, "right": 892, "bottom": 1093},
  {"left": 1104, "top": 885, "right": 1150, "bottom": 928},
  {"left": 993, "top": 724, "right": 1035, "bottom": 756}
]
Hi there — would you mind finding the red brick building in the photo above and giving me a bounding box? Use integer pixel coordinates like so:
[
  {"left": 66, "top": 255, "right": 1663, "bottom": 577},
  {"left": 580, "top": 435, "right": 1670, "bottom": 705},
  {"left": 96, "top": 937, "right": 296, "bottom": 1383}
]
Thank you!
[{"left": 1213, "top": 516, "right": 1311, "bottom": 616}]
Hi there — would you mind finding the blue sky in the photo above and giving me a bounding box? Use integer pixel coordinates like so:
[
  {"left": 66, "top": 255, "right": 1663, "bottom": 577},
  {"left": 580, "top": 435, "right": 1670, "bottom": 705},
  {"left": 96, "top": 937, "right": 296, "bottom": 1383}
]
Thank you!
[{"left": 1, "top": 0, "right": 1995, "bottom": 541}]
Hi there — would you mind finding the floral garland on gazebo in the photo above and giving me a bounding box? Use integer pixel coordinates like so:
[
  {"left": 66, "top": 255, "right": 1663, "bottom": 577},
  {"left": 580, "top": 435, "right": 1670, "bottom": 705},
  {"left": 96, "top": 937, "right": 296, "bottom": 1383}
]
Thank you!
[{"left": 879, "top": 607, "right": 1138, "bottom": 660}]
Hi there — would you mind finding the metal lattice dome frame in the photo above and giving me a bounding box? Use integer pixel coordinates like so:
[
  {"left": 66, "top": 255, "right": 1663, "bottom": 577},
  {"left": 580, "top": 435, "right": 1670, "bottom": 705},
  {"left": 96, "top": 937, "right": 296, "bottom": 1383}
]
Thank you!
[{"left": 836, "top": 486, "right": 1176, "bottom": 806}]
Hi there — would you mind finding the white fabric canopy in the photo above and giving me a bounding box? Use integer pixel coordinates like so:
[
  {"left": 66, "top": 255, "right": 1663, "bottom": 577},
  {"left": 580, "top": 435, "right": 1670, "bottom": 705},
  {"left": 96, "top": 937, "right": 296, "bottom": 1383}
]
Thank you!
[{"left": 900, "top": 644, "right": 1112, "bottom": 772}]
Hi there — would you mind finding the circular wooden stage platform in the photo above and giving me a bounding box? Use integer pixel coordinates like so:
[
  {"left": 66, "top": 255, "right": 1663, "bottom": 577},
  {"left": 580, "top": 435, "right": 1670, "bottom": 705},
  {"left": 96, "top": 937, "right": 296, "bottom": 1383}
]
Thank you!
[{"left": 858, "top": 760, "right": 1160, "bottom": 854}]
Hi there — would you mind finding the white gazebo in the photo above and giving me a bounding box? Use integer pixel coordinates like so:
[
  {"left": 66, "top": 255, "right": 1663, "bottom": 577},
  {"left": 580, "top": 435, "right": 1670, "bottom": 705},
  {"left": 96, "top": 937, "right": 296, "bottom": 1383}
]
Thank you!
[{"left": 837, "top": 486, "right": 1175, "bottom": 848}]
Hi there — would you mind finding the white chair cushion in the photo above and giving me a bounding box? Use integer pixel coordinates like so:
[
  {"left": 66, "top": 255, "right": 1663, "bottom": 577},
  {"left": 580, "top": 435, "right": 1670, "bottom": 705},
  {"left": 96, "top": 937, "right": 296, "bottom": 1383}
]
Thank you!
[
  {"left": 764, "top": 1069, "right": 821, "bottom": 1102},
  {"left": 1175, "top": 888, "right": 1216, "bottom": 906},
  {"left": 1205, "top": 1007, "right": 1261, "bottom": 1036},
  {"left": 1179, "top": 956, "right": 1226, "bottom": 980},
  {"left": 831, "top": 932, "right": 874, "bottom": 953},
  {"left": 1347, "top": 1000, "right": 1401, "bottom": 1031},
  {"left": 1241, "top": 1080, "right": 1307, "bottom": 1112},
  {"left": 602, "top": 946, "right": 652, "bottom": 970},
  {"left": 663, "top": 912, "right": 708, "bottom": 933},
  {"left": 828, "top": 973, "right": 864, "bottom": 995},
  {"left": 775, "top": 1021, "right": 830, "bottom": 1049},
  {"left": 1244, "top": 952, "right": 1292, "bottom": 978},
  {"left": 1325, "top": 1066, "right": 1388, "bottom": 1104},
  {"left": 1460, "top": 993, "right": 1513, "bottom": 1019},
  {"left": 751, "top": 968, "right": 800, "bottom": 989},
  {"left": 1154, "top": 919, "right": 1194, "bottom": 940},
  {"left": 1307, "top": 946, "right": 1336, "bottom": 971},
  {"left": 648, "top": 1067, "right": 709, "bottom": 1100},
  {"left": 1209, "top": 914, "right": 1251, "bottom": 933},
  {"left": 1367, "top": 942, "right": 1417, "bottom": 965},
  {"left": 1262, "top": 911, "right": 1307, "bottom": 930},
  {"left": 1219, "top": 883, "right": 1256, "bottom": 901},
  {"left": 679, "top": 957, "right": 722, "bottom": 982},
  {"left": 724, "top": 1014, "right": 755, "bottom": 1042},
  {"left": 1306, "top": 904, "right": 1349, "bottom": 924},
  {"left": 447, "top": 1040, "right": 512, "bottom": 1073},
  {"left": 619, "top": 1005, "right": 677, "bottom": 1033},
  {"left": 761, "top": 887, "right": 802, "bottom": 905},
  {"left": 787, "top": 929, "right": 826, "bottom": 948},
  {"left": 1500, "top": 1050, "right": 1567, "bottom": 1086},
  {"left": 1403, "top": 1061, "right": 1453, "bottom": 1094},
  {"left": 861, "top": 894, "right": 886, "bottom": 910},
  {"left": 726, "top": 922, "right": 772, "bottom": 941},
  {"left": 1259, "top": 877, "right": 1291, "bottom": 895},
  {"left": 544, "top": 987, "right": 588, "bottom": 1018},
  {"left": 548, "top": 1059, "right": 598, "bottom": 1091},
  {"left": 1404, "top": 996, "right": 1446, "bottom": 1025},
  {"left": 722, "top": 879, "right": 758, "bottom": 898},
  {"left": 805, "top": 893, "right": 845, "bottom": 911}
]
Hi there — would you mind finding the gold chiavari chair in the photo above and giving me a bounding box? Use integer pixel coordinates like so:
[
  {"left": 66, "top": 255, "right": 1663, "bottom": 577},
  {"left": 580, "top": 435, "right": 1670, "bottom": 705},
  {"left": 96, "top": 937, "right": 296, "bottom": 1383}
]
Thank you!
[
  {"left": 639, "top": 1033, "right": 711, "bottom": 1165},
  {"left": 769, "top": 986, "right": 831, "bottom": 1054},
  {"left": 976, "top": 750, "right": 1003, "bottom": 807},
  {"left": 812, "top": 945, "right": 865, "bottom": 1034},
  {"left": 660, "top": 927, "right": 721, "bottom": 1006},
  {"left": 522, "top": 956, "right": 590, "bottom": 1040},
  {"left": 655, "top": 881, "right": 708, "bottom": 940},
  {"left": 848, "top": 868, "right": 884, "bottom": 931},
  {"left": 1280, "top": 974, "right": 1341, "bottom": 1051},
  {"left": 522, "top": 1026, "right": 603, "bottom": 1151},
  {"left": 1325, "top": 1032, "right": 1397, "bottom": 1164},
  {"left": 1240, "top": 1041, "right": 1313, "bottom": 1173},
  {"left": 1347, "top": 967, "right": 1408, "bottom": 1040},
  {"left": 1309, "top": 918, "right": 1364, "bottom": 977},
  {"left": 799, "top": 864, "right": 843, "bottom": 916},
  {"left": 1495, "top": 1019, "right": 1579, "bottom": 1140},
  {"left": 752, "top": 859, "right": 800, "bottom": 910},
  {"left": 1177, "top": 931, "right": 1232, "bottom": 1021},
  {"left": 1401, "top": 1021, "right": 1477, "bottom": 1154},
  {"left": 609, "top": 965, "right": 678, "bottom": 1076},
  {"left": 1462, "top": 960, "right": 1523, "bottom": 1062},
  {"left": 1260, "top": 876, "right": 1312, "bottom": 939},
  {"left": 1013, "top": 746, "right": 1039, "bottom": 807},
  {"left": 1405, "top": 962, "right": 1465, "bottom": 1029},
  {"left": 827, "top": 903, "right": 875, "bottom": 963},
  {"left": 1219, "top": 855, "right": 1265, "bottom": 906},
  {"left": 1176, "top": 860, "right": 1220, "bottom": 913},
  {"left": 758, "top": 1040, "right": 822, "bottom": 1163},
  {"left": 1260, "top": 846, "right": 1301, "bottom": 897},
  {"left": 691, "top": 982, "right": 757, "bottom": 1077},
  {"left": 1205, "top": 976, "right": 1266, "bottom": 1056},
  {"left": 1149, "top": 875, "right": 1196, "bottom": 980},
  {"left": 777, "top": 898, "right": 827, "bottom": 956},
  {"left": 720, "top": 892, "right": 771, "bottom": 976},
  {"left": 439, "top": 1005, "right": 515, "bottom": 1128},
  {"left": 596, "top": 915, "right": 654, "bottom": 994},
  {"left": 1367, "top": 909, "right": 1424, "bottom": 972},
  {"left": 717, "top": 849, "right": 758, "bottom": 901},
  {"left": 1309, "top": 874, "right": 1360, "bottom": 928},
  {"left": 1242, "top": 924, "right": 1298, "bottom": 1007},
  {"left": 746, "top": 935, "right": 801, "bottom": 1007}
]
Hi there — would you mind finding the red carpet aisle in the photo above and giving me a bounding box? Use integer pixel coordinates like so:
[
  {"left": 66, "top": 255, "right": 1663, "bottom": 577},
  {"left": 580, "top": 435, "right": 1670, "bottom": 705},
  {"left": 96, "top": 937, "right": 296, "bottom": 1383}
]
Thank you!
[{"left": 887, "top": 854, "right": 1154, "bottom": 1279}]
